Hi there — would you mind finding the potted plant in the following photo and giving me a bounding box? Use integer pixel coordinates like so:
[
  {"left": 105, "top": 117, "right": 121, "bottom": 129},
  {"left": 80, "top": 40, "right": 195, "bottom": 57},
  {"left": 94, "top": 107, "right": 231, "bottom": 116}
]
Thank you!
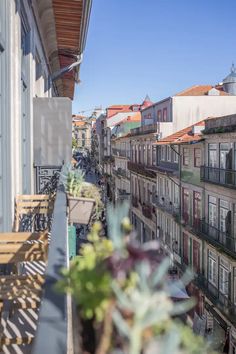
[{"left": 60, "top": 164, "right": 103, "bottom": 225}]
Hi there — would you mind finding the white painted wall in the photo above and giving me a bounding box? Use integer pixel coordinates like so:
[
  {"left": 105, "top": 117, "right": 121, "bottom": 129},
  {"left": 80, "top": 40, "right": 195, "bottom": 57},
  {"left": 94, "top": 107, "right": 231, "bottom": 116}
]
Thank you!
[{"left": 172, "top": 96, "right": 236, "bottom": 132}]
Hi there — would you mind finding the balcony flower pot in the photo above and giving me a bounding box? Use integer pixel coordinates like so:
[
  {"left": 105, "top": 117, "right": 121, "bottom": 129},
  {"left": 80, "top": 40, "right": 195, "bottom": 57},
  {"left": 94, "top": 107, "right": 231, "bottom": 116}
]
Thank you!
[
  {"left": 68, "top": 196, "right": 96, "bottom": 225},
  {"left": 60, "top": 164, "right": 103, "bottom": 225}
]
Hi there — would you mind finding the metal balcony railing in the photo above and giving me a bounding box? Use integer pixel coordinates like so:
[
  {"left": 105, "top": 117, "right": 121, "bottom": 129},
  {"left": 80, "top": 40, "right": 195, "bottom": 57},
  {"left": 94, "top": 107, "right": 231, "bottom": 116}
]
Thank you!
[
  {"left": 127, "top": 161, "right": 156, "bottom": 179},
  {"left": 132, "top": 196, "right": 139, "bottom": 208},
  {"left": 196, "top": 219, "right": 236, "bottom": 257},
  {"left": 142, "top": 204, "right": 152, "bottom": 219},
  {"left": 112, "top": 148, "right": 127, "bottom": 158},
  {"left": 194, "top": 274, "right": 236, "bottom": 326},
  {"left": 156, "top": 198, "right": 180, "bottom": 217},
  {"left": 200, "top": 166, "right": 236, "bottom": 188}
]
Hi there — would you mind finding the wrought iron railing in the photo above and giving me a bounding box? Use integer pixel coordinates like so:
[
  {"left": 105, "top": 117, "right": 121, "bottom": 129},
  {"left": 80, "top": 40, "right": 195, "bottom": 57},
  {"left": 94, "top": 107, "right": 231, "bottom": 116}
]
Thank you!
[
  {"left": 132, "top": 196, "right": 139, "bottom": 208},
  {"left": 194, "top": 274, "right": 236, "bottom": 325},
  {"left": 142, "top": 204, "right": 152, "bottom": 219},
  {"left": 200, "top": 166, "right": 236, "bottom": 188},
  {"left": 156, "top": 198, "right": 180, "bottom": 217},
  {"left": 112, "top": 148, "right": 127, "bottom": 158},
  {"left": 127, "top": 161, "right": 156, "bottom": 179},
  {"left": 34, "top": 165, "right": 62, "bottom": 194},
  {"left": 189, "top": 218, "right": 236, "bottom": 257}
]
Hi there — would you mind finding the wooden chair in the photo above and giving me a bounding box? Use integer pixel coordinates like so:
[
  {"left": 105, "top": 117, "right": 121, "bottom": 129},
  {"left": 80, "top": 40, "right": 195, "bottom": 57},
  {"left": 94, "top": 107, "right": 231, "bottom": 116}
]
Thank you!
[{"left": 14, "top": 194, "right": 54, "bottom": 232}]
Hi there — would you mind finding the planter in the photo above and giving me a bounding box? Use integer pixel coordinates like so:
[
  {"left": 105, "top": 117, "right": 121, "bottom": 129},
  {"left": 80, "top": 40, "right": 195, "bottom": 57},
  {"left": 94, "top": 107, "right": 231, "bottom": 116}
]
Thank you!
[{"left": 68, "top": 196, "right": 95, "bottom": 225}]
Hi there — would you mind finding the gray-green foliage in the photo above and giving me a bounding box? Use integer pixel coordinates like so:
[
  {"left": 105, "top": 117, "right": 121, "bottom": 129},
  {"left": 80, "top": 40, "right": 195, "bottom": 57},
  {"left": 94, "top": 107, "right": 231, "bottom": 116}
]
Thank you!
[{"left": 60, "top": 163, "right": 85, "bottom": 197}]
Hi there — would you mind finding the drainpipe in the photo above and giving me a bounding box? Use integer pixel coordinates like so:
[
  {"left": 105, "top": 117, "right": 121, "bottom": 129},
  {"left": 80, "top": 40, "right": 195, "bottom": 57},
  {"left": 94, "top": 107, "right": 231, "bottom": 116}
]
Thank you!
[{"left": 51, "top": 54, "right": 83, "bottom": 82}]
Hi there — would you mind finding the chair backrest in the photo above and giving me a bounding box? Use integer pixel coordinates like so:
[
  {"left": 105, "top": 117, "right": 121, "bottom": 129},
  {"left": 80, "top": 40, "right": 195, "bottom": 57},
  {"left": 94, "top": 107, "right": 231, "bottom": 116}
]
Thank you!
[
  {"left": 14, "top": 195, "right": 54, "bottom": 232},
  {"left": 0, "top": 231, "right": 48, "bottom": 264}
]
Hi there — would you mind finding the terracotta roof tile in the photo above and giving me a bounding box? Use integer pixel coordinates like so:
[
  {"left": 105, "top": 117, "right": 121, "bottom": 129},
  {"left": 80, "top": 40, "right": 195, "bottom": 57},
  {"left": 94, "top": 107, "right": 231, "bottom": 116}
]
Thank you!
[
  {"left": 155, "top": 120, "right": 205, "bottom": 145},
  {"left": 175, "top": 85, "right": 229, "bottom": 96}
]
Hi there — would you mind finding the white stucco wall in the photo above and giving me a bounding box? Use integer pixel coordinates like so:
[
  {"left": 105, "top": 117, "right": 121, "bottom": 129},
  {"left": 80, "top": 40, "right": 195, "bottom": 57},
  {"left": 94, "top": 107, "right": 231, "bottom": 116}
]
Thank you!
[
  {"left": 172, "top": 96, "right": 236, "bottom": 132},
  {"left": 33, "top": 98, "right": 72, "bottom": 166}
]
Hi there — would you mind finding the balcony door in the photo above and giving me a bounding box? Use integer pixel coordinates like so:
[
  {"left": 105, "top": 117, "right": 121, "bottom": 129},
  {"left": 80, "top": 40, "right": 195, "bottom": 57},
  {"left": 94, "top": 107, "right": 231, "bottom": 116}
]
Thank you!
[
  {"left": 220, "top": 143, "right": 231, "bottom": 184},
  {"left": 193, "top": 192, "right": 201, "bottom": 230},
  {"left": 182, "top": 188, "right": 190, "bottom": 224}
]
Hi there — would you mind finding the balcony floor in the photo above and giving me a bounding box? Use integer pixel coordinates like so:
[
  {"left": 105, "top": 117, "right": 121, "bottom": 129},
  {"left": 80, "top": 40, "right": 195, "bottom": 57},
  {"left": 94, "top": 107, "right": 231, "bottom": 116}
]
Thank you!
[{"left": 1, "top": 261, "right": 46, "bottom": 354}]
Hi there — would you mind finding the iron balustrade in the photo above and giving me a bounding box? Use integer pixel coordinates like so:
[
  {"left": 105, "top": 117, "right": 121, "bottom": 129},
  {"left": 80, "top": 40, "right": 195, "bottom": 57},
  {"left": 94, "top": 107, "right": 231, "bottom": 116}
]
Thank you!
[
  {"left": 127, "top": 161, "right": 156, "bottom": 179},
  {"left": 132, "top": 195, "right": 139, "bottom": 207},
  {"left": 34, "top": 165, "right": 62, "bottom": 194},
  {"left": 191, "top": 218, "right": 236, "bottom": 258},
  {"left": 112, "top": 148, "right": 127, "bottom": 157},
  {"left": 142, "top": 204, "right": 152, "bottom": 219},
  {"left": 156, "top": 198, "right": 180, "bottom": 217},
  {"left": 194, "top": 274, "right": 236, "bottom": 325},
  {"left": 200, "top": 166, "right": 236, "bottom": 188}
]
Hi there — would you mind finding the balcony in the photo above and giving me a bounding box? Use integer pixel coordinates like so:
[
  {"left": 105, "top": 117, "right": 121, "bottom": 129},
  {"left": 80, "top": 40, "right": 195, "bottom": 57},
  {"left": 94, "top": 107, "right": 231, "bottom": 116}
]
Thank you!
[
  {"left": 200, "top": 166, "right": 236, "bottom": 189},
  {"left": 156, "top": 198, "right": 180, "bottom": 218},
  {"left": 117, "top": 189, "right": 130, "bottom": 201},
  {"left": 132, "top": 195, "right": 139, "bottom": 208},
  {"left": 112, "top": 148, "right": 127, "bottom": 158},
  {"left": 128, "top": 161, "right": 156, "bottom": 179},
  {"left": 194, "top": 274, "right": 236, "bottom": 326},
  {"left": 113, "top": 167, "right": 129, "bottom": 179},
  {"left": 181, "top": 215, "right": 236, "bottom": 259},
  {"left": 130, "top": 123, "right": 157, "bottom": 136},
  {"left": 142, "top": 204, "right": 152, "bottom": 219}
]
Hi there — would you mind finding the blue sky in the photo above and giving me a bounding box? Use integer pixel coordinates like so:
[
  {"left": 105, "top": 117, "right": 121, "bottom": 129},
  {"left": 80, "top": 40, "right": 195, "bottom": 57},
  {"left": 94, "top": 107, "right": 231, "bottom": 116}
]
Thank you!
[{"left": 72, "top": 0, "right": 236, "bottom": 115}]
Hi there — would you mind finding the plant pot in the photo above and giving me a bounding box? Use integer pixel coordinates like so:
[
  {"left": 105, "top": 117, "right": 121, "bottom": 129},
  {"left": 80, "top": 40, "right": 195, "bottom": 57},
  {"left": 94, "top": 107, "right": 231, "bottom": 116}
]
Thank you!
[{"left": 68, "top": 196, "right": 95, "bottom": 225}]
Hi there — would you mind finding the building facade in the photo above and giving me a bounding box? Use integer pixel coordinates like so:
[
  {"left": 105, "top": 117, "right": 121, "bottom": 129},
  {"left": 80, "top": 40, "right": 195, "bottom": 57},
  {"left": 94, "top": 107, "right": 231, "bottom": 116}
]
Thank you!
[
  {"left": 0, "top": 0, "right": 91, "bottom": 230},
  {"left": 155, "top": 116, "right": 236, "bottom": 353}
]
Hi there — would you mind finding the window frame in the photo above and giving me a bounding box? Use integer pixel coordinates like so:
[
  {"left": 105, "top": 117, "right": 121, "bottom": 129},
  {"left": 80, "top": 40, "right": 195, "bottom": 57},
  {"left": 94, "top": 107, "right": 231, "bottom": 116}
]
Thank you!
[
  {"left": 194, "top": 148, "right": 201, "bottom": 167},
  {"left": 183, "top": 147, "right": 189, "bottom": 166},
  {"left": 163, "top": 107, "right": 167, "bottom": 122},
  {"left": 161, "top": 146, "right": 166, "bottom": 161}
]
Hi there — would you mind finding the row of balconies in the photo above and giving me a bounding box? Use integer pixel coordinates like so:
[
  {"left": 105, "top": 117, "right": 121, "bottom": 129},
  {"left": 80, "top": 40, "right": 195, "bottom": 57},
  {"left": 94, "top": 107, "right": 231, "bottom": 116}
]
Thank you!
[
  {"left": 127, "top": 161, "right": 156, "bottom": 179},
  {"left": 201, "top": 166, "right": 236, "bottom": 189},
  {"left": 112, "top": 148, "right": 128, "bottom": 158}
]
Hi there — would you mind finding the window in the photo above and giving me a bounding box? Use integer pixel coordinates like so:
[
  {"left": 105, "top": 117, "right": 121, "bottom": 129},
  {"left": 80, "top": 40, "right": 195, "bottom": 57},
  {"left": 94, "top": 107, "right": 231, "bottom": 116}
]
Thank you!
[
  {"left": 219, "top": 199, "right": 230, "bottom": 233},
  {"left": 167, "top": 146, "right": 171, "bottom": 161},
  {"left": 193, "top": 240, "right": 200, "bottom": 272},
  {"left": 208, "top": 196, "right": 217, "bottom": 227},
  {"left": 173, "top": 183, "right": 179, "bottom": 205},
  {"left": 183, "top": 148, "right": 189, "bottom": 166},
  {"left": 220, "top": 143, "right": 230, "bottom": 169},
  {"left": 208, "top": 250, "right": 217, "bottom": 286},
  {"left": 219, "top": 258, "right": 229, "bottom": 296},
  {"left": 193, "top": 192, "right": 201, "bottom": 228},
  {"left": 194, "top": 148, "right": 201, "bottom": 167},
  {"left": 183, "top": 188, "right": 190, "bottom": 223},
  {"left": 163, "top": 108, "right": 167, "bottom": 122},
  {"left": 173, "top": 145, "right": 178, "bottom": 163},
  {"left": 208, "top": 144, "right": 217, "bottom": 167},
  {"left": 165, "top": 179, "right": 170, "bottom": 198},
  {"left": 183, "top": 233, "right": 189, "bottom": 265},
  {"left": 157, "top": 110, "right": 162, "bottom": 121},
  {"left": 161, "top": 146, "right": 166, "bottom": 160},
  {"left": 152, "top": 146, "right": 157, "bottom": 166},
  {"left": 147, "top": 145, "right": 151, "bottom": 166}
]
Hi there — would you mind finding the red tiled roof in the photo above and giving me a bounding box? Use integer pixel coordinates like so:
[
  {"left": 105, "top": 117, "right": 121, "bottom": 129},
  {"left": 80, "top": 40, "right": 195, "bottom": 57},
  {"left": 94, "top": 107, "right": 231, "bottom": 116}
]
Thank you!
[
  {"left": 175, "top": 85, "right": 229, "bottom": 96},
  {"left": 120, "top": 112, "right": 141, "bottom": 123},
  {"left": 73, "top": 121, "right": 87, "bottom": 127},
  {"left": 155, "top": 120, "right": 205, "bottom": 145}
]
